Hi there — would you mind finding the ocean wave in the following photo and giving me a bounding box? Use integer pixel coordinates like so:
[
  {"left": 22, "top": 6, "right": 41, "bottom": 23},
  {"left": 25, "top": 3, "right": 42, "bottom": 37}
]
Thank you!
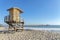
[{"left": 24, "top": 27, "right": 60, "bottom": 30}]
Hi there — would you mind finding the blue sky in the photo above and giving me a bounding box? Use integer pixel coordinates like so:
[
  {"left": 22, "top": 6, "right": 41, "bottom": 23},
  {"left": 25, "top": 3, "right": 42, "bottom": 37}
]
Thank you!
[{"left": 0, "top": 0, "right": 60, "bottom": 25}]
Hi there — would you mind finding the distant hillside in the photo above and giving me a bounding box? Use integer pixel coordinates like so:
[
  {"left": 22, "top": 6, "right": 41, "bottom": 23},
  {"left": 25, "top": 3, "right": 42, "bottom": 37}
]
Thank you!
[{"left": 24, "top": 25, "right": 60, "bottom": 27}]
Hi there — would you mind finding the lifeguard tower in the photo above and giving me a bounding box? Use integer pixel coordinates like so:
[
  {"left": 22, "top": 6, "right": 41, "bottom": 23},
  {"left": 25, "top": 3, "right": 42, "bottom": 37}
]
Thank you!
[{"left": 4, "top": 7, "right": 24, "bottom": 31}]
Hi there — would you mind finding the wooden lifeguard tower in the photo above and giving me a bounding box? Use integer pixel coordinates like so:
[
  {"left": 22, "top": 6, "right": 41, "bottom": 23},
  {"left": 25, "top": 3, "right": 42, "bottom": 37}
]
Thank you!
[{"left": 4, "top": 7, "right": 24, "bottom": 31}]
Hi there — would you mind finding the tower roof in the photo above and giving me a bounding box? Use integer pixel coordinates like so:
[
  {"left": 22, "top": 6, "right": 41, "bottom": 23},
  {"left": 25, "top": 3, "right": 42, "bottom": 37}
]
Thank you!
[{"left": 7, "top": 7, "right": 23, "bottom": 13}]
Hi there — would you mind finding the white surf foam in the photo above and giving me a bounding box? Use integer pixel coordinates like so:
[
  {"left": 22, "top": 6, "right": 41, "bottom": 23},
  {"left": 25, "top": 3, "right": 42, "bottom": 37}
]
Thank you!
[{"left": 24, "top": 27, "right": 60, "bottom": 30}]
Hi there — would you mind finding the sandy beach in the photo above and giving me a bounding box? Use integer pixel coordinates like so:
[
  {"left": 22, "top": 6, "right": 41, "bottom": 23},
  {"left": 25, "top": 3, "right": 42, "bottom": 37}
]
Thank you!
[{"left": 0, "top": 29, "right": 60, "bottom": 40}]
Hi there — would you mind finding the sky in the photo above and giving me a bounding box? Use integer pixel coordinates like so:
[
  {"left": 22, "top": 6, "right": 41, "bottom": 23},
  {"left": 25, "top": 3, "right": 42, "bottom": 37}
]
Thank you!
[{"left": 0, "top": 0, "right": 60, "bottom": 25}]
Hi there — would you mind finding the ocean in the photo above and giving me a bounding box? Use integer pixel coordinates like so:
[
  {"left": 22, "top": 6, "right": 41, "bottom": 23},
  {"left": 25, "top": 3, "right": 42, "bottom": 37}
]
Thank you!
[{"left": 24, "top": 25, "right": 60, "bottom": 31}]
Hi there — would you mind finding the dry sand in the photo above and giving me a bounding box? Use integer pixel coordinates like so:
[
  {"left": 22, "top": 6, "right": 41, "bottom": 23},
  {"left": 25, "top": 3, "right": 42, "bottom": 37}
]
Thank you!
[{"left": 0, "top": 29, "right": 60, "bottom": 40}]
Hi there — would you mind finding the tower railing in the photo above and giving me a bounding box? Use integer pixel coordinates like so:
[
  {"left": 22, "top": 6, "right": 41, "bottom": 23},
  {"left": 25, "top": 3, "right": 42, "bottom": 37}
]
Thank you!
[{"left": 4, "top": 15, "right": 24, "bottom": 23}]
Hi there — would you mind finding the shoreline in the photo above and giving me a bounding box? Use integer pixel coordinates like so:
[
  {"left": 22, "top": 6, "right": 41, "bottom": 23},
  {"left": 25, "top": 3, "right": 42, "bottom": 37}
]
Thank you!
[
  {"left": 0, "top": 27, "right": 60, "bottom": 33},
  {"left": 24, "top": 27, "right": 60, "bottom": 30}
]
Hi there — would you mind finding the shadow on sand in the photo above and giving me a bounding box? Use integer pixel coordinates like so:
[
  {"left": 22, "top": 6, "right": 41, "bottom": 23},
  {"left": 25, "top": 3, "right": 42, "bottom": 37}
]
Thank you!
[{"left": 0, "top": 29, "right": 33, "bottom": 34}]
